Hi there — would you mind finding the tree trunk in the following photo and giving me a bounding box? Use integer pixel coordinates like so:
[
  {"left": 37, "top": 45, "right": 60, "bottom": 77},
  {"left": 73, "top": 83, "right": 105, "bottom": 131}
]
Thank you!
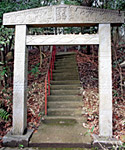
[
  {"left": 87, "top": 45, "right": 91, "bottom": 55},
  {"left": 40, "top": 46, "right": 43, "bottom": 68}
]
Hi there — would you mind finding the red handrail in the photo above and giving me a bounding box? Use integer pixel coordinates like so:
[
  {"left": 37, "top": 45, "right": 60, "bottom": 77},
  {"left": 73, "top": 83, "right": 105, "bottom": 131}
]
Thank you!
[
  {"left": 51, "top": 61, "right": 53, "bottom": 80},
  {"left": 45, "top": 77, "right": 47, "bottom": 115},
  {"left": 48, "top": 70, "right": 50, "bottom": 95},
  {"left": 45, "top": 46, "right": 56, "bottom": 115}
]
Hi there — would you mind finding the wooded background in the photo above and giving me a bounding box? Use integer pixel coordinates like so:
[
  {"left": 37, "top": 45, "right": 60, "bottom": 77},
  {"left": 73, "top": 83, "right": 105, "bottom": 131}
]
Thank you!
[{"left": 0, "top": 0, "right": 125, "bottom": 146}]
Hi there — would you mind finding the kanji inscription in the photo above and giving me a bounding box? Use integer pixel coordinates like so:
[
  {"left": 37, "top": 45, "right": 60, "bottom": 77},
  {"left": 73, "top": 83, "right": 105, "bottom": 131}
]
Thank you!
[{"left": 3, "top": 4, "right": 124, "bottom": 26}]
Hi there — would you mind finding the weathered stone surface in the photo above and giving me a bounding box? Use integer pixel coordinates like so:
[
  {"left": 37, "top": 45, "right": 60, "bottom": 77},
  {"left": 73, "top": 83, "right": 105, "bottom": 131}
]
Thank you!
[
  {"left": 92, "top": 134, "right": 122, "bottom": 147},
  {"left": 3, "top": 129, "right": 34, "bottom": 147},
  {"left": 13, "top": 25, "right": 28, "bottom": 135},
  {"left": 30, "top": 122, "right": 92, "bottom": 144},
  {"left": 99, "top": 24, "right": 112, "bottom": 137},
  {"left": 3, "top": 4, "right": 124, "bottom": 26},
  {"left": 26, "top": 34, "right": 99, "bottom": 45}
]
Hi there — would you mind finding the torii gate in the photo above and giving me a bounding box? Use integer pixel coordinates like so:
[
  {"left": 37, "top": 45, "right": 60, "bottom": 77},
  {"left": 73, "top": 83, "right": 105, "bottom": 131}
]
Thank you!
[{"left": 3, "top": 4, "right": 124, "bottom": 145}]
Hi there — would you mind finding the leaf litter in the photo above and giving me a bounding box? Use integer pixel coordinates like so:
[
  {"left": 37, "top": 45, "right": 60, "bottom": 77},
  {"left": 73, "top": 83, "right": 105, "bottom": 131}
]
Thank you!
[
  {"left": 77, "top": 49, "right": 125, "bottom": 142},
  {"left": 0, "top": 47, "right": 124, "bottom": 147}
]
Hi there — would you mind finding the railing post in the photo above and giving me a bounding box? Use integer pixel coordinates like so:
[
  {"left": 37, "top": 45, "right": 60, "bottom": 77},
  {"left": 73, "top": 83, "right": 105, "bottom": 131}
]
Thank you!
[
  {"left": 52, "top": 50, "right": 54, "bottom": 70},
  {"left": 48, "top": 70, "right": 50, "bottom": 95},
  {"left": 45, "top": 77, "right": 47, "bottom": 115},
  {"left": 54, "top": 48, "right": 56, "bottom": 62},
  {"left": 53, "top": 46, "right": 56, "bottom": 62},
  {"left": 51, "top": 60, "right": 53, "bottom": 80}
]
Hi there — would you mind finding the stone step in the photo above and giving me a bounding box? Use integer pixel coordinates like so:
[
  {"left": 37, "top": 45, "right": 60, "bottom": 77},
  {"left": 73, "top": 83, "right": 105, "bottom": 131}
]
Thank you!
[
  {"left": 56, "top": 52, "right": 76, "bottom": 56},
  {"left": 43, "top": 116, "right": 86, "bottom": 124},
  {"left": 53, "top": 68, "right": 78, "bottom": 73},
  {"left": 50, "top": 80, "right": 81, "bottom": 87},
  {"left": 53, "top": 71, "right": 78, "bottom": 75},
  {"left": 56, "top": 56, "right": 76, "bottom": 59},
  {"left": 54, "top": 66, "right": 77, "bottom": 69},
  {"left": 54, "top": 64, "right": 78, "bottom": 70},
  {"left": 42, "top": 117, "right": 77, "bottom": 125},
  {"left": 55, "top": 58, "right": 77, "bottom": 63},
  {"left": 48, "top": 108, "right": 82, "bottom": 117},
  {"left": 55, "top": 58, "right": 76, "bottom": 62},
  {"left": 50, "top": 89, "right": 80, "bottom": 95},
  {"left": 53, "top": 72, "right": 79, "bottom": 77},
  {"left": 50, "top": 80, "right": 80, "bottom": 85},
  {"left": 55, "top": 58, "right": 76, "bottom": 61},
  {"left": 55, "top": 57, "right": 76, "bottom": 61},
  {"left": 48, "top": 95, "right": 82, "bottom": 101},
  {"left": 56, "top": 55, "right": 76, "bottom": 58},
  {"left": 53, "top": 74, "right": 79, "bottom": 79},
  {"left": 55, "top": 62, "right": 77, "bottom": 65},
  {"left": 48, "top": 101, "right": 82, "bottom": 108},
  {"left": 53, "top": 76, "right": 79, "bottom": 80},
  {"left": 50, "top": 84, "right": 81, "bottom": 90},
  {"left": 54, "top": 66, "right": 78, "bottom": 70},
  {"left": 54, "top": 62, "right": 77, "bottom": 67}
]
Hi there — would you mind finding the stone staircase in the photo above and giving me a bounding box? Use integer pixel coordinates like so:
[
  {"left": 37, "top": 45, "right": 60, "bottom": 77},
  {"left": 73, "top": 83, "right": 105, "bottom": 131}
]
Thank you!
[
  {"left": 44, "top": 52, "right": 83, "bottom": 123},
  {"left": 30, "top": 52, "right": 92, "bottom": 145}
]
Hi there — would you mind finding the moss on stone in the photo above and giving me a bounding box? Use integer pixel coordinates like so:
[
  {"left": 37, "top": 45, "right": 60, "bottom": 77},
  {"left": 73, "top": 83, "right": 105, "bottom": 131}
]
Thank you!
[{"left": 42, "top": 119, "right": 77, "bottom": 126}]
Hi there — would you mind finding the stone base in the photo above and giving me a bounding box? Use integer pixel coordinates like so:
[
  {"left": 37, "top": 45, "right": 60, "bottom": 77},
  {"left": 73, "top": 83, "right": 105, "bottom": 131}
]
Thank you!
[
  {"left": 3, "top": 129, "right": 34, "bottom": 147},
  {"left": 92, "top": 134, "right": 122, "bottom": 149}
]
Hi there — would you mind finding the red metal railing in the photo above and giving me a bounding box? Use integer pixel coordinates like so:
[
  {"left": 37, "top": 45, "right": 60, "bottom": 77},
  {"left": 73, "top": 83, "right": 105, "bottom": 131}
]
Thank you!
[
  {"left": 45, "top": 78, "right": 47, "bottom": 115},
  {"left": 45, "top": 46, "right": 56, "bottom": 115}
]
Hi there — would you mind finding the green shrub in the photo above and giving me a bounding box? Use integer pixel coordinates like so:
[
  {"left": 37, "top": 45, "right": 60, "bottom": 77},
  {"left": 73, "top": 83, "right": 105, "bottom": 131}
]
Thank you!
[{"left": 0, "top": 108, "right": 9, "bottom": 120}]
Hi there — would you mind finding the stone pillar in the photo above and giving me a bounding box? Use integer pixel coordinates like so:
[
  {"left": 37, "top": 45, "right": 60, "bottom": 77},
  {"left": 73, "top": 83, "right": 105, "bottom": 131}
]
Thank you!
[
  {"left": 99, "top": 24, "right": 112, "bottom": 137},
  {"left": 13, "top": 25, "right": 28, "bottom": 135}
]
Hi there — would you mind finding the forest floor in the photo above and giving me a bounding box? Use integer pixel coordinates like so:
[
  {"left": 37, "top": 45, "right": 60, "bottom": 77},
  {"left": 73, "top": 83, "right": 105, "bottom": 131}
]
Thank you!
[
  {"left": 0, "top": 47, "right": 125, "bottom": 148},
  {"left": 76, "top": 50, "right": 125, "bottom": 142}
]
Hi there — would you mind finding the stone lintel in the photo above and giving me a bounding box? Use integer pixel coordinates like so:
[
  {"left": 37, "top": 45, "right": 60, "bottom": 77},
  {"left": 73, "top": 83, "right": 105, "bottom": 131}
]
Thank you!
[
  {"left": 3, "top": 129, "right": 34, "bottom": 147},
  {"left": 26, "top": 34, "right": 99, "bottom": 45},
  {"left": 3, "top": 4, "right": 124, "bottom": 26}
]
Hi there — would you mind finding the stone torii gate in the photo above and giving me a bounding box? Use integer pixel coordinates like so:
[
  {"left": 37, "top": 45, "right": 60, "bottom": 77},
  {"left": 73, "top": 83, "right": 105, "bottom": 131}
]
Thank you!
[{"left": 3, "top": 4, "right": 124, "bottom": 145}]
